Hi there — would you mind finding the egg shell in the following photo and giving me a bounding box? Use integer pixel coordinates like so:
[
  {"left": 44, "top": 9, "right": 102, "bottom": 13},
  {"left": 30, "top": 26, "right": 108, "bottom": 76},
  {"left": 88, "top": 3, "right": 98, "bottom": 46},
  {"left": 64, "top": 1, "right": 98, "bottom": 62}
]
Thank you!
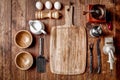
[
  {"left": 35, "top": 1, "right": 43, "bottom": 10},
  {"left": 54, "top": 1, "right": 61, "bottom": 10},
  {"left": 45, "top": 1, "right": 52, "bottom": 10}
]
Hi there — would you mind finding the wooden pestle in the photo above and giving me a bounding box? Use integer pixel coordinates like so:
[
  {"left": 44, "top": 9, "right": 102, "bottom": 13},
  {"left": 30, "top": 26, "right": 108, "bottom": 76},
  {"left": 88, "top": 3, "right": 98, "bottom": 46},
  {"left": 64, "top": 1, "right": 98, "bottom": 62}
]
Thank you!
[{"left": 35, "top": 11, "right": 61, "bottom": 19}]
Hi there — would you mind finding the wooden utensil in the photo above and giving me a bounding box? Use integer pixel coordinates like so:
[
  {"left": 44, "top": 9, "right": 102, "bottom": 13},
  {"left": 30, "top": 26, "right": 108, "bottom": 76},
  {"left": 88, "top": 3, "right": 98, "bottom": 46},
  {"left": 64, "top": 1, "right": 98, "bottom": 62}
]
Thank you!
[
  {"left": 15, "top": 51, "right": 33, "bottom": 70},
  {"left": 35, "top": 11, "right": 61, "bottom": 19},
  {"left": 14, "top": 30, "right": 33, "bottom": 48},
  {"left": 50, "top": 5, "right": 87, "bottom": 75}
]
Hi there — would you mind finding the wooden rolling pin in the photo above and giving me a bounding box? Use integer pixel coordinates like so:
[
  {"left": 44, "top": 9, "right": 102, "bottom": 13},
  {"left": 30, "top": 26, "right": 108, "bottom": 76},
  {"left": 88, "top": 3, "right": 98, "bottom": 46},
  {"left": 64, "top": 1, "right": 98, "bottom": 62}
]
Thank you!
[{"left": 35, "top": 11, "right": 61, "bottom": 19}]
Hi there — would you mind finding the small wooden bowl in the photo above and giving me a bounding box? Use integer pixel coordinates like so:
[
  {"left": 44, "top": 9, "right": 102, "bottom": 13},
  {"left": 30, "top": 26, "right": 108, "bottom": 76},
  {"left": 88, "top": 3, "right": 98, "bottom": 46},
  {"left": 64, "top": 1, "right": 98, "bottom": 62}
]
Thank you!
[
  {"left": 14, "top": 30, "right": 33, "bottom": 48},
  {"left": 15, "top": 51, "right": 33, "bottom": 70}
]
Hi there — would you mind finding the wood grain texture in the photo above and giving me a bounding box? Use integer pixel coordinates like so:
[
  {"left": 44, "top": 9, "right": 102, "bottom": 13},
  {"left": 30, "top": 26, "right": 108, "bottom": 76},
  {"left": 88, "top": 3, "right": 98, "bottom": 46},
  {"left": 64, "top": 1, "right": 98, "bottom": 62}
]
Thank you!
[
  {"left": 25, "top": 1, "right": 37, "bottom": 80},
  {"left": 0, "top": 0, "right": 119, "bottom": 80},
  {"left": 11, "top": 0, "right": 26, "bottom": 80},
  {"left": 35, "top": 11, "right": 60, "bottom": 19},
  {"left": 50, "top": 6, "right": 87, "bottom": 75},
  {"left": 50, "top": 26, "right": 87, "bottom": 75},
  {"left": 0, "top": 0, "right": 12, "bottom": 80},
  {"left": 114, "top": 1, "right": 120, "bottom": 80}
]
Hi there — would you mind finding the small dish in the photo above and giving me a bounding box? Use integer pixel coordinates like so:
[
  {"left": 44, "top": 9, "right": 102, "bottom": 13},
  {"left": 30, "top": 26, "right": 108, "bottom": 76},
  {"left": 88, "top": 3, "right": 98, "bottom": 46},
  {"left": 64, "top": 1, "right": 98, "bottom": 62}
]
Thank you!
[
  {"left": 15, "top": 51, "right": 33, "bottom": 70},
  {"left": 14, "top": 30, "right": 33, "bottom": 48}
]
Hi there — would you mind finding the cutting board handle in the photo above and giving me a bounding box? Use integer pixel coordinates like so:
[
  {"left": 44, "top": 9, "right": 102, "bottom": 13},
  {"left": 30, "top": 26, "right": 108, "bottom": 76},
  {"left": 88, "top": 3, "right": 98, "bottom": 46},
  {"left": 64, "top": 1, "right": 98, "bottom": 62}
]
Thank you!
[{"left": 65, "top": 5, "right": 73, "bottom": 25}]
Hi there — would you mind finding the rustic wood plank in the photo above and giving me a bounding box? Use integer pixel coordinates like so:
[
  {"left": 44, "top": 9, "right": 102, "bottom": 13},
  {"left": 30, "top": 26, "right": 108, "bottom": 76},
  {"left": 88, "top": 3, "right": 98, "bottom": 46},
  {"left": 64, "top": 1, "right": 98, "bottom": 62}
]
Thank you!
[
  {"left": 100, "top": 0, "right": 116, "bottom": 80},
  {"left": 114, "top": 0, "right": 120, "bottom": 80},
  {"left": 36, "top": 0, "right": 51, "bottom": 79},
  {"left": 75, "top": 0, "right": 88, "bottom": 80},
  {"left": 53, "top": 0, "right": 69, "bottom": 79},
  {"left": 77, "top": 0, "right": 101, "bottom": 80},
  {"left": 0, "top": 1, "right": 4, "bottom": 79},
  {"left": 81, "top": 0, "right": 116, "bottom": 80},
  {"left": 25, "top": 0, "right": 37, "bottom": 80},
  {"left": 11, "top": 0, "right": 26, "bottom": 80},
  {"left": 0, "top": 0, "right": 12, "bottom": 80}
]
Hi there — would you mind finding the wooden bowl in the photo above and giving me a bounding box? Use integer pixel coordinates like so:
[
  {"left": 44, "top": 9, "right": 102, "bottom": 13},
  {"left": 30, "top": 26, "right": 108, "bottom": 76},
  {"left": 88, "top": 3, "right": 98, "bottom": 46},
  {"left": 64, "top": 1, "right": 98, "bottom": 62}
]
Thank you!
[
  {"left": 14, "top": 30, "right": 33, "bottom": 48},
  {"left": 15, "top": 51, "right": 33, "bottom": 70}
]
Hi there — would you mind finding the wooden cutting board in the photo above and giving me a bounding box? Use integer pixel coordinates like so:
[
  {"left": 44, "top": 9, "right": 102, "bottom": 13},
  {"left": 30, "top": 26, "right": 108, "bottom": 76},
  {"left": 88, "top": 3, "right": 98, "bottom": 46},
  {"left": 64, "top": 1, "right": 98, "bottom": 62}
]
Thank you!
[{"left": 50, "top": 5, "right": 87, "bottom": 75}]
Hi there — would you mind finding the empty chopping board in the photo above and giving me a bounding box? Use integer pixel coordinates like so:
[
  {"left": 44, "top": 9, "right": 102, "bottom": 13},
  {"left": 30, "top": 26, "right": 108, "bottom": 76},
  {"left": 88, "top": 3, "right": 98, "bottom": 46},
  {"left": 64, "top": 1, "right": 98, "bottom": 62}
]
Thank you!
[{"left": 50, "top": 5, "right": 87, "bottom": 75}]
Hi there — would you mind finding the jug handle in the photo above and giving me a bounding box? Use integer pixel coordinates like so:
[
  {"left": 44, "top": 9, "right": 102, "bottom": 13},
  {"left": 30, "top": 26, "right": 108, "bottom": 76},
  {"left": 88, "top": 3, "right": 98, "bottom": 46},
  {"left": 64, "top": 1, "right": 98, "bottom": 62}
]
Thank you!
[
  {"left": 41, "top": 30, "right": 47, "bottom": 34},
  {"left": 29, "top": 20, "right": 33, "bottom": 25}
]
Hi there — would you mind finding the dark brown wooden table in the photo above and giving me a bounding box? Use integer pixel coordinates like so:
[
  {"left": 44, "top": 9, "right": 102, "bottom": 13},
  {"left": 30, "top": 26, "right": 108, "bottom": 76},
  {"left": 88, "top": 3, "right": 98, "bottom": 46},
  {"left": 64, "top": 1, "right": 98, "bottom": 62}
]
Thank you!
[{"left": 0, "top": 0, "right": 120, "bottom": 80}]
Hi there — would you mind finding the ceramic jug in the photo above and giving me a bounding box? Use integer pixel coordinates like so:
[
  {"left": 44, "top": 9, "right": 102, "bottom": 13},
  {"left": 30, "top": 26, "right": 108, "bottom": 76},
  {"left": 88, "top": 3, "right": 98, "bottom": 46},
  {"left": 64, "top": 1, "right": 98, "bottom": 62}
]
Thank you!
[{"left": 29, "top": 20, "right": 46, "bottom": 35}]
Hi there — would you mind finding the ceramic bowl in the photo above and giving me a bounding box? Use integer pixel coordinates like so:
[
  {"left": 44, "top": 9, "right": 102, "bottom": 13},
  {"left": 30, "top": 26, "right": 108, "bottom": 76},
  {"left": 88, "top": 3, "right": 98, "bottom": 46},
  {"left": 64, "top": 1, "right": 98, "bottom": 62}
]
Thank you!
[
  {"left": 14, "top": 30, "right": 33, "bottom": 48},
  {"left": 15, "top": 51, "right": 33, "bottom": 70}
]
